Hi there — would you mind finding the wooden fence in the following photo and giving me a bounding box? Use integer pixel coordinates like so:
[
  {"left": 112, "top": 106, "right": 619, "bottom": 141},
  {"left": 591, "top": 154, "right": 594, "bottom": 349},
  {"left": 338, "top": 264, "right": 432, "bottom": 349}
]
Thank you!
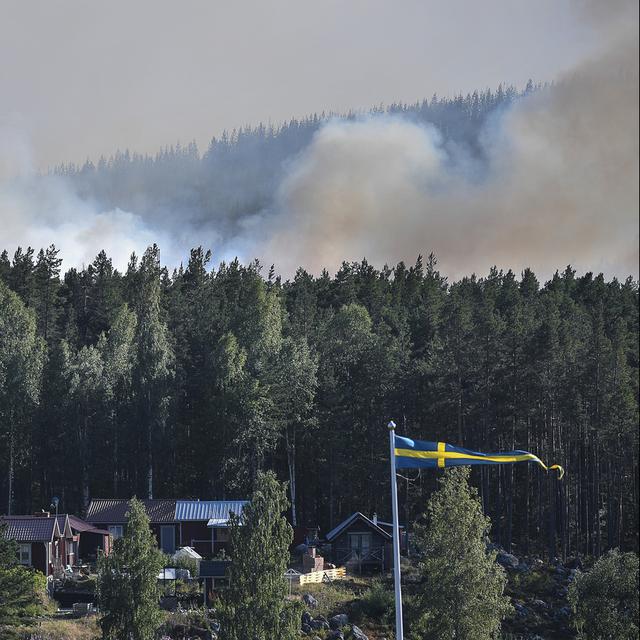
[{"left": 291, "top": 567, "right": 347, "bottom": 585}]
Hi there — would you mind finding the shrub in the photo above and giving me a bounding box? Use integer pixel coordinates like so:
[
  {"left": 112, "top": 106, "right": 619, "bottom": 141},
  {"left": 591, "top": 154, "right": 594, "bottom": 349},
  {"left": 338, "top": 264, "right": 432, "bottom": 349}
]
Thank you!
[
  {"left": 358, "top": 581, "right": 394, "bottom": 624},
  {"left": 568, "top": 549, "right": 639, "bottom": 640}
]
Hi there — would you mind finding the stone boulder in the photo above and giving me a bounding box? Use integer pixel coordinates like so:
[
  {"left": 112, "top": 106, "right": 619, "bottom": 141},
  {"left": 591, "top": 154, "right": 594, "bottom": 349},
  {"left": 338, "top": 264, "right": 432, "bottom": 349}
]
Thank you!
[
  {"left": 329, "top": 613, "right": 349, "bottom": 630},
  {"left": 303, "top": 593, "right": 319, "bottom": 609},
  {"left": 349, "top": 624, "right": 369, "bottom": 640},
  {"left": 496, "top": 551, "right": 520, "bottom": 570}
]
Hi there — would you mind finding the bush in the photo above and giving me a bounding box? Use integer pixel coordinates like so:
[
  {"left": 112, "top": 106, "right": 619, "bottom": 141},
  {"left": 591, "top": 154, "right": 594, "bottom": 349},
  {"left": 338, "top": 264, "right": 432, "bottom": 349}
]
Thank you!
[
  {"left": 158, "top": 609, "right": 215, "bottom": 639},
  {"left": 358, "top": 581, "right": 394, "bottom": 624},
  {"left": 568, "top": 549, "right": 639, "bottom": 640},
  {"left": 171, "top": 555, "right": 198, "bottom": 577}
]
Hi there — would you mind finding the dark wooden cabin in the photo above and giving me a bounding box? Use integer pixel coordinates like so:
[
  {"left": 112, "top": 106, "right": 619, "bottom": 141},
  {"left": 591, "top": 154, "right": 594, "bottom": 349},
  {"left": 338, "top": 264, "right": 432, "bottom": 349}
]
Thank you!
[
  {"left": 325, "top": 512, "right": 392, "bottom": 572},
  {"left": 86, "top": 499, "right": 178, "bottom": 553}
]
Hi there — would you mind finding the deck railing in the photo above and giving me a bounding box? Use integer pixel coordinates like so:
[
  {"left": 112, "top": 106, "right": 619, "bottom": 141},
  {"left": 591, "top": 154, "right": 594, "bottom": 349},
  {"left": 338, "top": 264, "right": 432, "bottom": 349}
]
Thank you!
[{"left": 334, "top": 545, "right": 385, "bottom": 567}]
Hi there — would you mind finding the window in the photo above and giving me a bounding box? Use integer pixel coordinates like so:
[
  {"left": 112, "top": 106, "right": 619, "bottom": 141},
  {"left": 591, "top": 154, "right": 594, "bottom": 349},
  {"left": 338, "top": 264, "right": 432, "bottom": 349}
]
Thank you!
[
  {"left": 348, "top": 532, "right": 372, "bottom": 556},
  {"left": 18, "top": 544, "right": 31, "bottom": 566},
  {"left": 108, "top": 525, "right": 123, "bottom": 539},
  {"left": 160, "top": 526, "right": 175, "bottom": 554},
  {"left": 215, "top": 528, "right": 229, "bottom": 543}
]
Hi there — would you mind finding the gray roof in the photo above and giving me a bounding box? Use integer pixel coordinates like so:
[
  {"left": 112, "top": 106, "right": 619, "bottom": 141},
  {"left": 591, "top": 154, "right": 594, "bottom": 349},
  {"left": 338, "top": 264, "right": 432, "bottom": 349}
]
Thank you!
[
  {"left": 0, "top": 516, "right": 60, "bottom": 542},
  {"left": 325, "top": 512, "right": 392, "bottom": 542},
  {"left": 86, "top": 499, "right": 177, "bottom": 524},
  {"left": 175, "top": 500, "right": 248, "bottom": 523},
  {"left": 61, "top": 514, "right": 110, "bottom": 536}
]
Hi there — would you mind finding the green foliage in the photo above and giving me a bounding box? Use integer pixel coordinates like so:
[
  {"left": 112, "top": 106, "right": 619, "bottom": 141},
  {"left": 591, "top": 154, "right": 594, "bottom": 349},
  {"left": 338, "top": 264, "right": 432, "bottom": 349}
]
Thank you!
[
  {"left": 96, "top": 497, "right": 165, "bottom": 640},
  {"left": 409, "top": 467, "right": 512, "bottom": 640},
  {"left": 358, "top": 580, "right": 395, "bottom": 624},
  {"left": 1, "top": 247, "right": 639, "bottom": 561},
  {"left": 568, "top": 550, "right": 639, "bottom": 639},
  {"left": 0, "top": 526, "right": 46, "bottom": 630},
  {"left": 0, "top": 279, "right": 44, "bottom": 514},
  {"left": 219, "top": 471, "right": 301, "bottom": 640},
  {"left": 170, "top": 554, "right": 199, "bottom": 577}
]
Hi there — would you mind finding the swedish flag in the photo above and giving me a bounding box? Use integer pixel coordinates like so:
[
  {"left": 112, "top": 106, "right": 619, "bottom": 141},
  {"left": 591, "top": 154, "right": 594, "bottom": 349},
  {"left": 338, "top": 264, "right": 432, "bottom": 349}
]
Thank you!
[{"left": 394, "top": 436, "right": 564, "bottom": 478}]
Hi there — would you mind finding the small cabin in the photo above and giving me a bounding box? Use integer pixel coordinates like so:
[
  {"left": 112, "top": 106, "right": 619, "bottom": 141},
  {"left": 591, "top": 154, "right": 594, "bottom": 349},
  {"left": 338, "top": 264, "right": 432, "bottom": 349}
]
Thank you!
[
  {"left": 0, "top": 514, "right": 71, "bottom": 577},
  {"left": 60, "top": 514, "right": 111, "bottom": 562},
  {"left": 86, "top": 499, "right": 178, "bottom": 554},
  {"left": 325, "top": 512, "right": 392, "bottom": 572}
]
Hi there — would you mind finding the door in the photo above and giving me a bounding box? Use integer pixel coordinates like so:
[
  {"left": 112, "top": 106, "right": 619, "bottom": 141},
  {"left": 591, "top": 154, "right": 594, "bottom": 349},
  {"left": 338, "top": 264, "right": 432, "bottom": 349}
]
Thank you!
[
  {"left": 160, "top": 525, "right": 176, "bottom": 554},
  {"left": 348, "top": 532, "right": 371, "bottom": 559}
]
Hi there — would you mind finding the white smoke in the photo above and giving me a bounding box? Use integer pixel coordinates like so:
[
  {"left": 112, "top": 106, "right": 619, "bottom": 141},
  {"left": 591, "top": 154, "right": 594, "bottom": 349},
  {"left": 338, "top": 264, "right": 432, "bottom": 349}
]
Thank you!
[
  {"left": 0, "top": 176, "right": 177, "bottom": 271},
  {"left": 1, "top": 1, "right": 637, "bottom": 280}
]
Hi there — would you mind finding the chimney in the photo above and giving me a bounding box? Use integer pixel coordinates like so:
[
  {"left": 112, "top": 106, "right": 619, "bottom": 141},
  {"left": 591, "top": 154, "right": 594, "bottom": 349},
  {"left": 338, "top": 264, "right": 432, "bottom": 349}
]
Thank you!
[
  {"left": 33, "top": 510, "right": 50, "bottom": 518},
  {"left": 372, "top": 512, "right": 378, "bottom": 526}
]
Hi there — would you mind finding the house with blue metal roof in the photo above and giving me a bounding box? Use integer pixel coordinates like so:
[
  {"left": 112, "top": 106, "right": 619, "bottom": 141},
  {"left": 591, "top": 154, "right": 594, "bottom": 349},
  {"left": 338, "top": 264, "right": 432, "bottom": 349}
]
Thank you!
[
  {"left": 176, "top": 500, "right": 248, "bottom": 557},
  {"left": 86, "top": 498, "right": 248, "bottom": 557}
]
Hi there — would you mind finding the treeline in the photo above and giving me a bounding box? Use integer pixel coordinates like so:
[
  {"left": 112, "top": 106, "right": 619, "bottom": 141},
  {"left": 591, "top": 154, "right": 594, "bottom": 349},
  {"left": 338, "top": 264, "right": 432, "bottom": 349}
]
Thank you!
[
  {"left": 51, "top": 84, "right": 537, "bottom": 242},
  {"left": 0, "top": 245, "right": 637, "bottom": 559}
]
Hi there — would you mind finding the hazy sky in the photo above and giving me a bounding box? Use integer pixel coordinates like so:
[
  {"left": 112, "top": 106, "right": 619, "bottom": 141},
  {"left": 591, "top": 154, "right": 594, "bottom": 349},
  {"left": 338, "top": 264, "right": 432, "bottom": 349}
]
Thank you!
[{"left": 1, "top": 0, "right": 596, "bottom": 170}]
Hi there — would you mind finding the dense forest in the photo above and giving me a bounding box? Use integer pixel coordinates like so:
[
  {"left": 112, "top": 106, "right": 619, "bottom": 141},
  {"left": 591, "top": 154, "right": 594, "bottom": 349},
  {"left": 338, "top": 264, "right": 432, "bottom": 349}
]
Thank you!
[
  {"left": 51, "top": 83, "right": 537, "bottom": 246},
  {"left": 0, "top": 245, "right": 637, "bottom": 562}
]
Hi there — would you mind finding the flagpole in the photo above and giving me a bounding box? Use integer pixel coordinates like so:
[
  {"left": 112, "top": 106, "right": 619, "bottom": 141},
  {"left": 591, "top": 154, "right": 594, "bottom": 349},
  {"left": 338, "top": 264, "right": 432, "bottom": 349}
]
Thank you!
[{"left": 388, "top": 420, "right": 404, "bottom": 640}]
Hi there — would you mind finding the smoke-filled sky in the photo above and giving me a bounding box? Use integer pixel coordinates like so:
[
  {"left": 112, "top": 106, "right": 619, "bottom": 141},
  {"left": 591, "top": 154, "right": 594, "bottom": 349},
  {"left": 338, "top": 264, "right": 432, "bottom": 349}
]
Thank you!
[
  {"left": 2, "top": 0, "right": 595, "bottom": 170},
  {"left": 1, "top": 0, "right": 638, "bottom": 280}
]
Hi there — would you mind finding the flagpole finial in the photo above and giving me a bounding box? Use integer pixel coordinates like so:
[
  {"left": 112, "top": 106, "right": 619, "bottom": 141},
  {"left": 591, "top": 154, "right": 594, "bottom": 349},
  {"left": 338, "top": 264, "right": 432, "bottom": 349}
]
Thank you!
[{"left": 388, "top": 420, "right": 396, "bottom": 430}]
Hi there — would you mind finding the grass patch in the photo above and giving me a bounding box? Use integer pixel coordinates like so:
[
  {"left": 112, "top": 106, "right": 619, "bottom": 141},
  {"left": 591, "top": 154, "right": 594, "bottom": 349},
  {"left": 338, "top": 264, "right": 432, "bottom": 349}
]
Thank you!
[{"left": 15, "top": 617, "right": 100, "bottom": 640}]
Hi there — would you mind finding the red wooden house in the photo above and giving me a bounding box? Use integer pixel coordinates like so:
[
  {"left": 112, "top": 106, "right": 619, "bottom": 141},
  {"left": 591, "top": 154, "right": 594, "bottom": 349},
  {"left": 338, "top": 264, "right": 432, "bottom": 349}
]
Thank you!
[{"left": 0, "top": 514, "right": 72, "bottom": 577}]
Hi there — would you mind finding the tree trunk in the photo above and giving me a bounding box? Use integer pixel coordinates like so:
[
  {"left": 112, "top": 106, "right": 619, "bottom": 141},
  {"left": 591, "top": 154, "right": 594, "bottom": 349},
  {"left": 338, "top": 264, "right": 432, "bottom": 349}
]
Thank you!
[
  {"left": 7, "top": 429, "right": 14, "bottom": 515},
  {"left": 286, "top": 426, "right": 297, "bottom": 527}
]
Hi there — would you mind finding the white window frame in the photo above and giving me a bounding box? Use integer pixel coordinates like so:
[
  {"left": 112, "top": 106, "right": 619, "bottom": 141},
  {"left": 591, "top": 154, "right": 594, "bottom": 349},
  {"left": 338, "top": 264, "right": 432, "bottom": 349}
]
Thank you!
[
  {"left": 18, "top": 543, "right": 31, "bottom": 565},
  {"left": 108, "top": 525, "right": 124, "bottom": 539}
]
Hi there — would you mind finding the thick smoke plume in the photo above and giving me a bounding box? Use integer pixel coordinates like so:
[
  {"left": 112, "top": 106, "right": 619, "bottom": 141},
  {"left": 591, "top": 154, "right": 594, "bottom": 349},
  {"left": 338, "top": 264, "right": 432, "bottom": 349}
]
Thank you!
[
  {"left": 0, "top": 1, "right": 637, "bottom": 280},
  {"left": 244, "top": 2, "right": 638, "bottom": 279}
]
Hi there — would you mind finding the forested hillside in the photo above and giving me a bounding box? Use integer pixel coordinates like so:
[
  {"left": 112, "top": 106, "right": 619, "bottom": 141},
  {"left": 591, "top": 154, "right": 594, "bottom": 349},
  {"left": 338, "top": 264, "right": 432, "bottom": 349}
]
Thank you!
[
  {"left": 52, "top": 84, "right": 533, "bottom": 246},
  {"left": 0, "top": 245, "right": 637, "bottom": 560}
]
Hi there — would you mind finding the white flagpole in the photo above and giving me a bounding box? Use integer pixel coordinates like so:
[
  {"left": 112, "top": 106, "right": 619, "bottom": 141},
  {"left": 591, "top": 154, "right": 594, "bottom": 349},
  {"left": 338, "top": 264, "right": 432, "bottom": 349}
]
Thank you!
[{"left": 388, "top": 420, "right": 404, "bottom": 640}]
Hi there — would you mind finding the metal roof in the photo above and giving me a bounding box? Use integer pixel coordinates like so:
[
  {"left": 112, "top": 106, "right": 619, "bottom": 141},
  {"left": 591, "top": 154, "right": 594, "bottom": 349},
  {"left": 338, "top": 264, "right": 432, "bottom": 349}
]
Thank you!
[
  {"left": 86, "top": 499, "right": 177, "bottom": 524},
  {"left": 0, "top": 516, "right": 60, "bottom": 542},
  {"left": 325, "top": 512, "right": 392, "bottom": 542},
  {"left": 175, "top": 500, "right": 248, "bottom": 522}
]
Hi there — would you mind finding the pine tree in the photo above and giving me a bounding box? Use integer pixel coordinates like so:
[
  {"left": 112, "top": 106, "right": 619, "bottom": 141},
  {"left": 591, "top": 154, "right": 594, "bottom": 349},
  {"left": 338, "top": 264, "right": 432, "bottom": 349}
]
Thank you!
[
  {"left": 96, "top": 497, "right": 165, "bottom": 640},
  {"left": 410, "top": 467, "right": 512, "bottom": 640},
  {"left": 133, "top": 246, "right": 174, "bottom": 498},
  {"left": 219, "top": 471, "right": 300, "bottom": 640}
]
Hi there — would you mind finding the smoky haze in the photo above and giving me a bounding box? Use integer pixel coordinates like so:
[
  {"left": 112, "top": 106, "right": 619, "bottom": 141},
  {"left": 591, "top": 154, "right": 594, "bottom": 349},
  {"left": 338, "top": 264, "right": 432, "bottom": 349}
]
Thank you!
[{"left": 0, "top": 1, "right": 638, "bottom": 280}]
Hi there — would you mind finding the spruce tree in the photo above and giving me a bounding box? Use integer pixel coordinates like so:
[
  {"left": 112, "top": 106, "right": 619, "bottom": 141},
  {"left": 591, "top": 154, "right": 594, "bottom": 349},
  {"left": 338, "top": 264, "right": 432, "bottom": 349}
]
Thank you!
[
  {"left": 96, "top": 497, "right": 165, "bottom": 640},
  {"left": 410, "top": 467, "right": 512, "bottom": 640},
  {"left": 219, "top": 471, "right": 300, "bottom": 640}
]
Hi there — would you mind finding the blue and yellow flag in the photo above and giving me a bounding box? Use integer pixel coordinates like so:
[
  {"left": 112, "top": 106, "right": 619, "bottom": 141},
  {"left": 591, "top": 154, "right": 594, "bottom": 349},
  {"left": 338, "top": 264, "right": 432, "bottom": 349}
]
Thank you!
[{"left": 394, "top": 436, "right": 564, "bottom": 478}]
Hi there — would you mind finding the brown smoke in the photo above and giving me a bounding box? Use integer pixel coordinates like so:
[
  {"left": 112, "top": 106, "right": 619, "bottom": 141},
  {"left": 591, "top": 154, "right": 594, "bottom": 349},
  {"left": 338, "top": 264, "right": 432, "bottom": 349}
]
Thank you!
[{"left": 250, "top": 1, "right": 638, "bottom": 280}]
